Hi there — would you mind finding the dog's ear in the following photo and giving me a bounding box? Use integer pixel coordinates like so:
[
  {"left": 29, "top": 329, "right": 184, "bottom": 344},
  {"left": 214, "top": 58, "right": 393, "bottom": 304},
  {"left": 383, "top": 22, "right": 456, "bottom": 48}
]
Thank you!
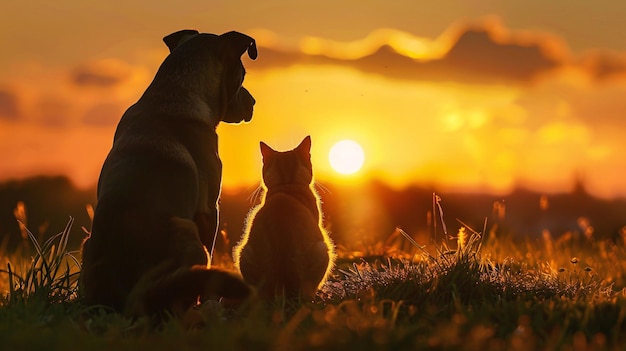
[
  {"left": 219, "top": 31, "right": 258, "bottom": 60},
  {"left": 163, "top": 30, "right": 200, "bottom": 52}
]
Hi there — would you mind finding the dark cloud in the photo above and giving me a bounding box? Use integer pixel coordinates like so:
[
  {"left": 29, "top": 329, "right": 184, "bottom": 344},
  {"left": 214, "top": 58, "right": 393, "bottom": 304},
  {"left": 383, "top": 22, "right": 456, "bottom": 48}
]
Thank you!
[
  {"left": 0, "top": 89, "right": 20, "bottom": 120},
  {"left": 250, "top": 24, "right": 564, "bottom": 84},
  {"left": 439, "top": 28, "right": 561, "bottom": 81},
  {"left": 71, "top": 59, "right": 132, "bottom": 87},
  {"left": 580, "top": 51, "right": 626, "bottom": 80},
  {"left": 82, "top": 103, "right": 122, "bottom": 126}
]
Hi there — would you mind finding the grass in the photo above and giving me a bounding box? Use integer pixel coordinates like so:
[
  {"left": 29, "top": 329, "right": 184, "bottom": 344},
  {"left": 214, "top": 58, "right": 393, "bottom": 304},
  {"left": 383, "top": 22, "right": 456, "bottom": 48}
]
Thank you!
[{"left": 2, "top": 202, "right": 626, "bottom": 350}]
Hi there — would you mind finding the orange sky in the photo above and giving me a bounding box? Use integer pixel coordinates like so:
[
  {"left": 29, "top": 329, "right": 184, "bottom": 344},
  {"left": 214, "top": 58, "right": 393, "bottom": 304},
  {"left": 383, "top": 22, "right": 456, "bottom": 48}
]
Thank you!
[{"left": 1, "top": 1, "right": 626, "bottom": 198}]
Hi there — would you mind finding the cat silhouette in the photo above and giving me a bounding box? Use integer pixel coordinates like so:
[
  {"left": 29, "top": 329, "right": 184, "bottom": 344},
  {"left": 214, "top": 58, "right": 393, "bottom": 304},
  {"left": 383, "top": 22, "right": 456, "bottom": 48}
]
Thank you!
[{"left": 233, "top": 136, "right": 335, "bottom": 299}]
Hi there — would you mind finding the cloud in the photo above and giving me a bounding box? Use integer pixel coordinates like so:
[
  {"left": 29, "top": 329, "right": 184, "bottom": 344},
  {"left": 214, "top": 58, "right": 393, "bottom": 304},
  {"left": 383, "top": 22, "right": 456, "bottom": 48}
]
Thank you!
[
  {"left": 0, "top": 58, "right": 150, "bottom": 128},
  {"left": 71, "top": 59, "right": 134, "bottom": 87},
  {"left": 0, "top": 88, "right": 19, "bottom": 120},
  {"left": 579, "top": 50, "right": 626, "bottom": 80},
  {"left": 249, "top": 20, "right": 568, "bottom": 84},
  {"left": 438, "top": 27, "right": 562, "bottom": 81}
]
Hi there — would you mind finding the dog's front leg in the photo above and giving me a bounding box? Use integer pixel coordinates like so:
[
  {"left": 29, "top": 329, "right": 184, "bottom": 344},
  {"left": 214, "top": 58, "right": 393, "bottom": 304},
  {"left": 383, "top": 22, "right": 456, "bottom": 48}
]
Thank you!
[
  {"left": 195, "top": 209, "right": 218, "bottom": 261},
  {"left": 194, "top": 148, "right": 222, "bottom": 263}
]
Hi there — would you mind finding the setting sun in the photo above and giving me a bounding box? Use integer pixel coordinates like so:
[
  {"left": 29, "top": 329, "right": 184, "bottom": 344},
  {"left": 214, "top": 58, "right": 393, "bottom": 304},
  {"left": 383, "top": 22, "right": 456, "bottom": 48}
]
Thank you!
[{"left": 328, "top": 140, "right": 365, "bottom": 175}]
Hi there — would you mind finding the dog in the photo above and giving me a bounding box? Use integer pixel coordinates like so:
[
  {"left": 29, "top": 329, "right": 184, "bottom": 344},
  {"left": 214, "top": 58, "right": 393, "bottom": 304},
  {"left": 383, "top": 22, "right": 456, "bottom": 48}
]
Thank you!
[{"left": 80, "top": 30, "right": 257, "bottom": 317}]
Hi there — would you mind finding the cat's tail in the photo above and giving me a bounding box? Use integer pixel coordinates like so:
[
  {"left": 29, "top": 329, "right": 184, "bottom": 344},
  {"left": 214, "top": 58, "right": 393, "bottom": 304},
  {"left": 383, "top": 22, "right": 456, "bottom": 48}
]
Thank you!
[{"left": 124, "top": 263, "right": 252, "bottom": 317}]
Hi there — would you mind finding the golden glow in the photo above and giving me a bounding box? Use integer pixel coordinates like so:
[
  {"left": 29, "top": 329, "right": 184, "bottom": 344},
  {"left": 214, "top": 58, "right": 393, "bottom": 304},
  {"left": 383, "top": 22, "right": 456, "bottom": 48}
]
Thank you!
[
  {"left": 328, "top": 140, "right": 365, "bottom": 175},
  {"left": 2, "top": 17, "right": 626, "bottom": 199},
  {"left": 300, "top": 28, "right": 448, "bottom": 61}
]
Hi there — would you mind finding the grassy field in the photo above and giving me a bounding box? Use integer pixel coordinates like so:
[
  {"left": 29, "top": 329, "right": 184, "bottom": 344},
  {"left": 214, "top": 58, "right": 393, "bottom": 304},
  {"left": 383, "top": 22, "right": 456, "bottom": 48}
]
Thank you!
[{"left": 2, "top": 208, "right": 626, "bottom": 350}]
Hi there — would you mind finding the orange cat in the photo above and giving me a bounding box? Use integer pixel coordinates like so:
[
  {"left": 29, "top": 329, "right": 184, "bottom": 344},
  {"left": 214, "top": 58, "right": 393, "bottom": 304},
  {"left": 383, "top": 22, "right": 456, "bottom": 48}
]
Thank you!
[{"left": 233, "top": 136, "right": 335, "bottom": 299}]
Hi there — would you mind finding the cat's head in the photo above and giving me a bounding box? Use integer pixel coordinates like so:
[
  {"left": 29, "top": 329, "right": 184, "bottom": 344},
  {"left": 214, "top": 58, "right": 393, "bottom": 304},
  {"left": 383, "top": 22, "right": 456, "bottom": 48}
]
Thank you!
[{"left": 260, "top": 136, "right": 313, "bottom": 188}]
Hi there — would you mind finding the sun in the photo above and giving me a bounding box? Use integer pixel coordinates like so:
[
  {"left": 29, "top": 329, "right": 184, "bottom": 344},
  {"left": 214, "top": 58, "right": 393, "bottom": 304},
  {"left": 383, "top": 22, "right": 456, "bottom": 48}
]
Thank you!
[{"left": 328, "top": 140, "right": 365, "bottom": 175}]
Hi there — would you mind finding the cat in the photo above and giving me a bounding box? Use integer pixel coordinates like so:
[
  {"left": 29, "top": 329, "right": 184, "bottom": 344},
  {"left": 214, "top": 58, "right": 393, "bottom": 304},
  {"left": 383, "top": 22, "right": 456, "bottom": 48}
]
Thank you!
[{"left": 233, "top": 136, "right": 335, "bottom": 299}]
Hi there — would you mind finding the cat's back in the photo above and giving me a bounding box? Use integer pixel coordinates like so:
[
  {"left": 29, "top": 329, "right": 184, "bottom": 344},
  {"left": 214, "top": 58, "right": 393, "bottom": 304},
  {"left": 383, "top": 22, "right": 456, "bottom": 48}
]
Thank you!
[
  {"left": 251, "top": 188, "right": 322, "bottom": 241},
  {"left": 261, "top": 186, "right": 317, "bottom": 214}
]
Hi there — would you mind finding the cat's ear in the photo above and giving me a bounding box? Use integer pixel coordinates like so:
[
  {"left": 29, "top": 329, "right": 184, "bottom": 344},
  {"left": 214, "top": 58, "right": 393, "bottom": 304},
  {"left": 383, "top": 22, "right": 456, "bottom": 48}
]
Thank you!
[
  {"left": 260, "top": 141, "right": 275, "bottom": 161},
  {"left": 296, "top": 136, "right": 312, "bottom": 158}
]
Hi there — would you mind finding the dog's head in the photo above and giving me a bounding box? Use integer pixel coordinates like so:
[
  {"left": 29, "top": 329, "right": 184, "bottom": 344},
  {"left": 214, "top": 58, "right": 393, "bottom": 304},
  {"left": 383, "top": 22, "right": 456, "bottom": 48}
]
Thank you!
[{"left": 161, "top": 30, "right": 257, "bottom": 125}]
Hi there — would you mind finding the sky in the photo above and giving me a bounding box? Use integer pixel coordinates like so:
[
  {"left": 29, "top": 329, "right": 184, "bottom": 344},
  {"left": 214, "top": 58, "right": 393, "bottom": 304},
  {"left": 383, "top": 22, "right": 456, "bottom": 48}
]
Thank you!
[{"left": 1, "top": 0, "right": 626, "bottom": 198}]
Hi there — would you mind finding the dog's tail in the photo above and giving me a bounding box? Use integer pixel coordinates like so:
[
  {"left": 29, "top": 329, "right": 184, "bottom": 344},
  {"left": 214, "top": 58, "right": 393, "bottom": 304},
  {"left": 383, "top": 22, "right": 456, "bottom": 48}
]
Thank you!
[{"left": 125, "top": 263, "right": 252, "bottom": 317}]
